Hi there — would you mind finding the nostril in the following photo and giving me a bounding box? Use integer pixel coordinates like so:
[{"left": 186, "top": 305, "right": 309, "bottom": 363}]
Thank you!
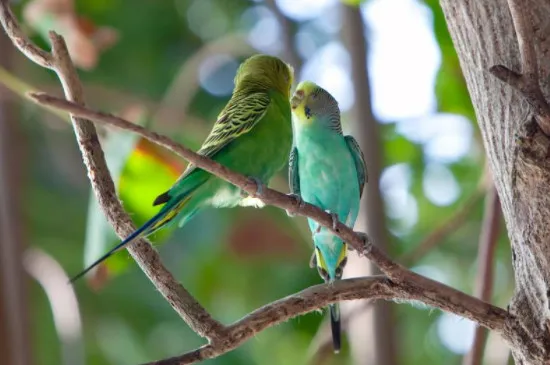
[{"left": 295, "top": 90, "right": 304, "bottom": 98}]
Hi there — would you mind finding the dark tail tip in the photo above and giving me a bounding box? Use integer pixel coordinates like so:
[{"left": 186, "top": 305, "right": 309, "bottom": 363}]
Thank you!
[
  {"left": 330, "top": 304, "right": 341, "bottom": 353},
  {"left": 153, "top": 191, "right": 170, "bottom": 206}
]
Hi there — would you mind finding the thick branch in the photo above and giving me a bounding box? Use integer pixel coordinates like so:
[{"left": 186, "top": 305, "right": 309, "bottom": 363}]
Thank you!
[
  {"left": 141, "top": 276, "right": 507, "bottom": 365},
  {"left": 29, "top": 92, "right": 511, "bottom": 362},
  {"left": 0, "top": 0, "right": 224, "bottom": 341}
]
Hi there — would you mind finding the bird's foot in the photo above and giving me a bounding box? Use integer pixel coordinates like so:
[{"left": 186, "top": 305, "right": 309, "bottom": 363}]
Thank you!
[
  {"left": 353, "top": 231, "right": 372, "bottom": 253},
  {"left": 326, "top": 210, "right": 339, "bottom": 231},
  {"left": 241, "top": 176, "right": 265, "bottom": 198},
  {"left": 285, "top": 193, "right": 304, "bottom": 217}
]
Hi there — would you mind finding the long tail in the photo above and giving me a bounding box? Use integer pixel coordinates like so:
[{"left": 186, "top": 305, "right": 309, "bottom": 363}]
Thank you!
[
  {"left": 330, "top": 303, "right": 341, "bottom": 353},
  {"left": 69, "top": 196, "right": 188, "bottom": 284}
]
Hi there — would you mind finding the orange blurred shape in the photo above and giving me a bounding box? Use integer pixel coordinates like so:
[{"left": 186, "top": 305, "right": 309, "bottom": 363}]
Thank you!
[
  {"left": 23, "top": 0, "right": 119, "bottom": 70},
  {"left": 86, "top": 263, "right": 110, "bottom": 291},
  {"left": 228, "top": 215, "right": 301, "bottom": 259},
  {"left": 135, "top": 138, "right": 188, "bottom": 177}
]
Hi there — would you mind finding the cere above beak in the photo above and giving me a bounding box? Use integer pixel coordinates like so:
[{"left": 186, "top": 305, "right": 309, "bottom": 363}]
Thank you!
[{"left": 291, "top": 89, "right": 305, "bottom": 109}]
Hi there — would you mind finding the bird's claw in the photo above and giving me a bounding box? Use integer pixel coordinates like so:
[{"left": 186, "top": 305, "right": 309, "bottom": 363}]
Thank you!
[
  {"left": 285, "top": 193, "right": 304, "bottom": 217},
  {"left": 241, "top": 176, "right": 265, "bottom": 198},
  {"left": 354, "top": 231, "right": 371, "bottom": 252},
  {"left": 326, "top": 210, "right": 339, "bottom": 231}
]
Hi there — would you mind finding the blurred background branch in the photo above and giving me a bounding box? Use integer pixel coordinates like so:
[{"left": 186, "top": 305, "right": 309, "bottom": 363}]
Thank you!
[
  {"left": 462, "top": 184, "right": 501, "bottom": 365},
  {"left": 23, "top": 248, "right": 85, "bottom": 365},
  {"left": 0, "top": 28, "right": 32, "bottom": 365},
  {"left": 340, "top": 3, "right": 397, "bottom": 365}
]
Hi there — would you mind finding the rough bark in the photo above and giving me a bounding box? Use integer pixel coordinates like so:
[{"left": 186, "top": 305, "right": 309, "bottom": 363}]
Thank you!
[{"left": 440, "top": 0, "right": 550, "bottom": 363}]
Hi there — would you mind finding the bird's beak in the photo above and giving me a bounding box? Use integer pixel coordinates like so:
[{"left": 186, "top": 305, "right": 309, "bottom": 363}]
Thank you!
[{"left": 291, "top": 89, "right": 304, "bottom": 110}]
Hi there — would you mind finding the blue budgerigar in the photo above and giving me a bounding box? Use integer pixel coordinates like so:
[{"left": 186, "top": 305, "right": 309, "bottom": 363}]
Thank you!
[{"left": 288, "top": 81, "right": 367, "bottom": 353}]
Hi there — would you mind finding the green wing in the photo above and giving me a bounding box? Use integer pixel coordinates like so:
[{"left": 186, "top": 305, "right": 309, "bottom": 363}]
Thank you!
[
  {"left": 153, "top": 92, "right": 270, "bottom": 206},
  {"left": 288, "top": 146, "right": 300, "bottom": 195},
  {"left": 344, "top": 135, "right": 368, "bottom": 198}
]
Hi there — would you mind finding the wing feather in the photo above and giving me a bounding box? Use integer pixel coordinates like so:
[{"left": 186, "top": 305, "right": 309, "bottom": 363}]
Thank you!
[{"left": 344, "top": 135, "right": 368, "bottom": 198}]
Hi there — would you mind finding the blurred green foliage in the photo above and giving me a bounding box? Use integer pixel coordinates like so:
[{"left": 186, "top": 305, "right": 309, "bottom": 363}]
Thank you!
[{"left": 3, "top": 0, "right": 515, "bottom": 364}]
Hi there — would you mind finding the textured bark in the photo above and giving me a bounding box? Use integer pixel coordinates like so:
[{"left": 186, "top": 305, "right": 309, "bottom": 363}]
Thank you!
[{"left": 440, "top": 0, "right": 550, "bottom": 363}]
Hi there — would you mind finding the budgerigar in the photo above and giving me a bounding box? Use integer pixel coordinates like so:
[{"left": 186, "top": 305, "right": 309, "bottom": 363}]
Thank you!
[
  {"left": 71, "top": 54, "right": 294, "bottom": 282},
  {"left": 288, "top": 81, "right": 367, "bottom": 352}
]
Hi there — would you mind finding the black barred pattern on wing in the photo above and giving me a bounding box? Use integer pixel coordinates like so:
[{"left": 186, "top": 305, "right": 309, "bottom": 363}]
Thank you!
[
  {"left": 179, "top": 92, "right": 270, "bottom": 178},
  {"left": 310, "top": 88, "right": 343, "bottom": 135},
  {"left": 344, "top": 135, "right": 368, "bottom": 199}
]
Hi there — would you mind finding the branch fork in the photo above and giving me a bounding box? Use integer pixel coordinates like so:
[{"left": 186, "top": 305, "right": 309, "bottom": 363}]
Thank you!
[{"left": 0, "top": 1, "right": 518, "bottom": 364}]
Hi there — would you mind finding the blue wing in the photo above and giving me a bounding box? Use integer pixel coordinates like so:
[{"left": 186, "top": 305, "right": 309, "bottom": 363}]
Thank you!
[{"left": 344, "top": 135, "right": 367, "bottom": 198}]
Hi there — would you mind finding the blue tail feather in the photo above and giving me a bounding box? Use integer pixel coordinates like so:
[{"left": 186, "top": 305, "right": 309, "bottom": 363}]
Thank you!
[
  {"left": 330, "top": 303, "right": 341, "bottom": 353},
  {"left": 69, "top": 200, "right": 179, "bottom": 284}
]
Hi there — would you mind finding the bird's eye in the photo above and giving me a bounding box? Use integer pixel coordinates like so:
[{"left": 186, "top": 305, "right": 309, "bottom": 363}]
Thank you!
[{"left": 317, "top": 267, "right": 329, "bottom": 282}]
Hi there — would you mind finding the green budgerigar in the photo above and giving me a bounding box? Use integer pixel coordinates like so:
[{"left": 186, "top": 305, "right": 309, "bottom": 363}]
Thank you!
[
  {"left": 289, "top": 81, "right": 367, "bottom": 352},
  {"left": 71, "top": 54, "right": 294, "bottom": 282}
]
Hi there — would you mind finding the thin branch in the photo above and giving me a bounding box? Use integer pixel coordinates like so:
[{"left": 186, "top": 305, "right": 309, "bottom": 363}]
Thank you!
[
  {"left": 4, "top": 2, "right": 515, "bottom": 363},
  {"left": 28, "top": 92, "right": 511, "bottom": 331},
  {"left": 489, "top": 0, "right": 550, "bottom": 134},
  {"left": 0, "top": 0, "right": 224, "bottom": 342},
  {"left": 0, "top": 1, "right": 51, "bottom": 68},
  {"left": 140, "top": 276, "right": 507, "bottom": 365},
  {"left": 28, "top": 91, "right": 401, "bottom": 276},
  {"left": 463, "top": 187, "right": 501, "bottom": 365}
]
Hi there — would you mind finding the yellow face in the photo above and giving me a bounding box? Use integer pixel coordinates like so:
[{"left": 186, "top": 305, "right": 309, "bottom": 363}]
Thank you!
[
  {"left": 314, "top": 243, "right": 348, "bottom": 282},
  {"left": 290, "top": 81, "right": 318, "bottom": 122}
]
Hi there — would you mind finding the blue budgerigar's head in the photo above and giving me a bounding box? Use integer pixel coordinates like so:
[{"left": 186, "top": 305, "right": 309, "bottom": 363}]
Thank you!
[
  {"left": 290, "top": 81, "right": 343, "bottom": 134},
  {"left": 313, "top": 234, "right": 348, "bottom": 282}
]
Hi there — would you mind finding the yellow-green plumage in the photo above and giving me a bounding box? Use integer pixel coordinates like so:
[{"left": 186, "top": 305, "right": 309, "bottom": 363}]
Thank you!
[{"left": 71, "top": 54, "right": 294, "bottom": 282}]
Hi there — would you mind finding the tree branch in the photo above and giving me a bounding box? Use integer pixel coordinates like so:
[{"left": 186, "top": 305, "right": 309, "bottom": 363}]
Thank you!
[
  {"left": 489, "top": 0, "right": 550, "bottom": 135},
  {"left": 0, "top": 0, "right": 224, "bottom": 342},
  {"left": 3, "top": 1, "right": 521, "bottom": 362},
  {"left": 140, "top": 275, "right": 507, "bottom": 365},
  {"left": 463, "top": 186, "right": 501, "bottom": 365},
  {"left": 28, "top": 91, "right": 511, "bottom": 329}
]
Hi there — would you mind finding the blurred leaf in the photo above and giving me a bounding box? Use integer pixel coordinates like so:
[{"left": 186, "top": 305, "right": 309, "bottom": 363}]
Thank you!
[{"left": 340, "top": 0, "right": 365, "bottom": 5}]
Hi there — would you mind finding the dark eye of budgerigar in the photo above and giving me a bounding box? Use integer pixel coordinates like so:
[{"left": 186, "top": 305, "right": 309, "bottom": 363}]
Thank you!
[{"left": 305, "top": 105, "right": 312, "bottom": 118}]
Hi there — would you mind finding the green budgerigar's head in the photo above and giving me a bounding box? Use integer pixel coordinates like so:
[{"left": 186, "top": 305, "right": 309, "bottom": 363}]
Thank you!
[
  {"left": 234, "top": 54, "right": 294, "bottom": 98},
  {"left": 290, "top": 81, "right": 342, "bottom": 133}
]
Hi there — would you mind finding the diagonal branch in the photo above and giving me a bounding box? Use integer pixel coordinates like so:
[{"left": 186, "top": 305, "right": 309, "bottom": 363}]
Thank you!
[
  {"left": 28, "top": 92, "right": 511, "bottom": 332},
  {"left": 28, "top": 91, "right": 400, "bottom": 276},
  {"left": 0, "top": 0, "right": 224, "bottom": 342},
  {"left": 140, "top": 275, "right": 508, "bottom": 365},
  {"left": 489, "top": 0, "right": 550, "bottom": 134},
  {"left": 27, "top": 70, "right": 512, "bottom": 365}
]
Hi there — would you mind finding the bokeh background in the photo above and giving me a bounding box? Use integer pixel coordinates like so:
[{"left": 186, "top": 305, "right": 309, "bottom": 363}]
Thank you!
[{"left": 0, "top": 0, "right": 515, "bottom": 364}]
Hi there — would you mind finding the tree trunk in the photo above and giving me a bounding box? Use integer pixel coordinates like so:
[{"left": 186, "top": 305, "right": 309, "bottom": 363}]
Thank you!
[{"left": 440, "top": 0, "right": 550, "bottom": 363}]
